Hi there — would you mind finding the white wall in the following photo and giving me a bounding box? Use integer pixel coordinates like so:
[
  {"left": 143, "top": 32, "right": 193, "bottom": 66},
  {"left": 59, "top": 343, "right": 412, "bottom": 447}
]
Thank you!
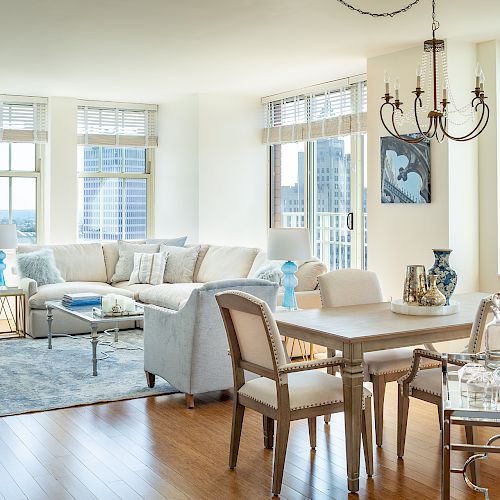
[
  {"left": 45, "top": 97, "right": 78, "bottom": 244},
  {"left": 478, "top": 41, "right": 500, "bottom": 292},
  {"left": 198, "top": 94, "right": 268, "bottom": 248},
  {"left": 367, "top": 42, "right": 480, "bottom": 298},
  {"left": 155, "top": 95, "right": 199, "bottom": 243}
]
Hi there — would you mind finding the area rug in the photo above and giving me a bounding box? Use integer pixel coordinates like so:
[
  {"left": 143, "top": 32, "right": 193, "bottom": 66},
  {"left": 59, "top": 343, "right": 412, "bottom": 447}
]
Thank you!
[{"left": 0, "top": 329, "right": 178, "bottom": 417}]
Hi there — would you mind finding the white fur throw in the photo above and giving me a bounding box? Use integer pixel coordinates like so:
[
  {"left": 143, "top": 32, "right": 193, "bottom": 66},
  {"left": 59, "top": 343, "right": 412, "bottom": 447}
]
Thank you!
[
  {"left": 16, "top": 248, "right": 65, "bottom": 286},
  {"left": 252, "top": 264, "right": 283, "bottom": 285}
]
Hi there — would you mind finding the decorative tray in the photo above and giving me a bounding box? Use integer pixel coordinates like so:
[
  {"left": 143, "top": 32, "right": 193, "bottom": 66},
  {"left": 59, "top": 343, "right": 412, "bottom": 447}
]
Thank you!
[
  {"left": 390, "top": 299, "right": 459, "bottom": 316},
  {"left": 92, "top": 305, "right": 144, "bottom": 318}
]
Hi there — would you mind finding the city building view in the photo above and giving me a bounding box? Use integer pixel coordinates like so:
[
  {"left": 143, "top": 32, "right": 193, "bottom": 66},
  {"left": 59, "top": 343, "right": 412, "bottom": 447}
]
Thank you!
[
  {"left": 279, "top": 137, "right": 367, "bottom": 270},
  {"left": 78, "top": 146, "right": 148, "bottom": 241}
]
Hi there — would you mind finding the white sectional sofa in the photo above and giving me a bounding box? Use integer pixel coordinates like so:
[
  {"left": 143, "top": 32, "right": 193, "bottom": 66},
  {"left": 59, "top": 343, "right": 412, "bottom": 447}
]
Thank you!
[{"left": 18, "top": 241, "right": 327, "bottom": 338}]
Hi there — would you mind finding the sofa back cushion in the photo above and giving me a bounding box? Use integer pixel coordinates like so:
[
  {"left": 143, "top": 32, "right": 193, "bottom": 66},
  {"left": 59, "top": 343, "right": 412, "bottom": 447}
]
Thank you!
[
  {"left": 195, "top": 245, "right": 259, "bottom": 283},
  {"left": 17, "top": 243, "right": 107, "bottom": 282},
  {"left": 102, "top": 240, "right": 146, "bottom": 283}
]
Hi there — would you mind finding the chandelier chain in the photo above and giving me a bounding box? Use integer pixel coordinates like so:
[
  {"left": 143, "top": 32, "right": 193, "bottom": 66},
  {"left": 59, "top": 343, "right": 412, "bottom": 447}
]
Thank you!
[{"left": 335, "top": 0, "right": 422, "bottom": 18}]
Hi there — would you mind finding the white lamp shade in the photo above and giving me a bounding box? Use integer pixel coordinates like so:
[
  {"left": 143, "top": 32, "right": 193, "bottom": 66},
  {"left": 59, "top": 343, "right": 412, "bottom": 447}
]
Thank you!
[
  {"left": 0, "top": 224, "right": 17, "bottom": 249},
  {"left": 267, "top": 228, "right": 311, "bottom": 261}
]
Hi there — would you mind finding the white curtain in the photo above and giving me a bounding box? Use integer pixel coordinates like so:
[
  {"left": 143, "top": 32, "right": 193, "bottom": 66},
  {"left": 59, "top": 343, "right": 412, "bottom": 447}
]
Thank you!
[
  {"left": 262, "top": 81, "right": 367, "bottom": 145},
  {"left": 77, "top": 103, "right": 158, "bottom": 148},
  {"left": 0, "top": 97, "right": 48, "bottom": 143}
]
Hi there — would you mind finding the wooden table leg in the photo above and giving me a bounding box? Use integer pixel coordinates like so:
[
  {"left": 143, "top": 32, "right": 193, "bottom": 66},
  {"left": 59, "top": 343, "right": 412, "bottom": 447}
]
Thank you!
[
  {"left": 441, "top": 410, "right": 451, "bottom": 500},
  {"left": 342, "top": 342, "right": 364, "bottom": 493}
]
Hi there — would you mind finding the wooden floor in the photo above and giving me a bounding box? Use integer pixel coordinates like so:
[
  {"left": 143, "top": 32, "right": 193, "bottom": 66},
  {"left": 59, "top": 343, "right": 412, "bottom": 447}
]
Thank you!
[{"left": 0, "top": 382, "right": 499, "bottom": 500}]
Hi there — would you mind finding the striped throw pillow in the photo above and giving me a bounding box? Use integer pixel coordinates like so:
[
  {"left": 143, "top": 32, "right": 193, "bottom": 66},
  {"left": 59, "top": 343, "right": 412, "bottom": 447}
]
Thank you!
[{"left": 129, "top": 252, "right": 168, "bottom": 285}]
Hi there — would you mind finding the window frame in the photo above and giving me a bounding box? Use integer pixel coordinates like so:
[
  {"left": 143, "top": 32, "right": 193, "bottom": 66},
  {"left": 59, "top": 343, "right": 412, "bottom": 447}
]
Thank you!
[
  {"left": 268, "top": 134, "right": 367, "bottom": 270},
  {"left": 0, "top": 142, "right": 43, "bottom": 244},
  {"left": 77, "top": 146, "right": 154, "bottom": 241}
]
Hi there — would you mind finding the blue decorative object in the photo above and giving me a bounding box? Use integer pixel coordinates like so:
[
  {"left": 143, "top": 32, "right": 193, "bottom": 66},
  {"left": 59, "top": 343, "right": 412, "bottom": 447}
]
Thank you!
[
  {"left": 0, "top": 250, "right": 6, "bottom": 287},
  {"left": 427, "top": 249, "right": 457, "bottom": 306},
  {"left": 281, "top": 260, "right": 298, "bottom": 310}
]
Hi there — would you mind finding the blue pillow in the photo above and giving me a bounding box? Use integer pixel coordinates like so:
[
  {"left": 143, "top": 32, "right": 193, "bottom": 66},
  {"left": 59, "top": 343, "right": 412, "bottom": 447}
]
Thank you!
[
  {"left": 146, "top": 236, "right": 187, "bottom": 247},
  {"left": 17, "top": 248, "right": 65, "bottom": 286}
]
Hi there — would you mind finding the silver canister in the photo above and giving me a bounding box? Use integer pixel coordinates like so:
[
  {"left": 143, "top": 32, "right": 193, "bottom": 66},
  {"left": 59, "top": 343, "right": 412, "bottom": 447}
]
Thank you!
[{"left": 403, "top": 265, "right": 427, "bottom": 305}]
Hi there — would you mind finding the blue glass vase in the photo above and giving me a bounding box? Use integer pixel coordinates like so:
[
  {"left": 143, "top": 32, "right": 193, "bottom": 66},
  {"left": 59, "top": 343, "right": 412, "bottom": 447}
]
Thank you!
[
  {"left": 0, "top": 250, "right": 6, "bottom": 287},
  {"left": 427, "top": 249, "right": 457, "bottom": 306},
  {"left": 281, "top": 260, "right": 298, "bottom": 310}
]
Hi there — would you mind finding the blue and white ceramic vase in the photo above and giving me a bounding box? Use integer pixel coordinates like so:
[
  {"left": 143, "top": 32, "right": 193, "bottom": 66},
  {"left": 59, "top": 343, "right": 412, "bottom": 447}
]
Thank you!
[{"left": 427, "top": 249, "right": 457, "bottom": 306}]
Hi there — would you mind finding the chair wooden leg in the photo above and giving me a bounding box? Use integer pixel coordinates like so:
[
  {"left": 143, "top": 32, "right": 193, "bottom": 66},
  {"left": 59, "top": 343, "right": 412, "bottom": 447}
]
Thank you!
[
  {"left": 437, "top": 403, "right": 443, "bottom": 431},
  {"left": 465, "top": 425, "right": 480, "bottom": 486},
  {"left": 185, "top": 393, "right": 195, "bottom": 409},
  {"left": 397, "top": 388, "right": 410, "bottom": 458},
  {"left": 272, "top": 415, "right": 290, "bottom": 496},
  {"left": 372, "top": 375, "right": 386, "bottom": 447},
  {"left": 229, "top": 401, "right": 245, "bottom": 469},
  {"left": 308, "top": 417, "right": 316, "bottom": 449},
  {"left": 263, "top": 415, "right": 274, "bottom": 449},
  {"left": 361, "top": 397, "right": 374, "bottom": 476},
  {"left": 145, "top": 371, "right": 155, "bottom": 388},
  {"left": 324, "top": 348, "right": 335, "bottom": 424}
]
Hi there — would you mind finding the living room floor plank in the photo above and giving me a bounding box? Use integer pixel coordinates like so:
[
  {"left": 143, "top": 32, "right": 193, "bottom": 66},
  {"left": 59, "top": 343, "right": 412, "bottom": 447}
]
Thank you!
[{"left": 1, "top": 383, "right": 498, "bottom": 499}]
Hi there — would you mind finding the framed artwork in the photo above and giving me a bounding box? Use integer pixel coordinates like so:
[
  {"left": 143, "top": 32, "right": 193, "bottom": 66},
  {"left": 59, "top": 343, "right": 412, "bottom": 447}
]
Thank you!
[{"left": 380, "top": 134, "right": 431, "bottom": 204}]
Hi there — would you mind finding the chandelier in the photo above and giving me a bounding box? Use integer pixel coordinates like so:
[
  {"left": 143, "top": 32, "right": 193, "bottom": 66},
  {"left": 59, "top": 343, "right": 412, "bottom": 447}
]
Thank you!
[{"left": 337, "top": 0, "right": 490, "bottom": 144}]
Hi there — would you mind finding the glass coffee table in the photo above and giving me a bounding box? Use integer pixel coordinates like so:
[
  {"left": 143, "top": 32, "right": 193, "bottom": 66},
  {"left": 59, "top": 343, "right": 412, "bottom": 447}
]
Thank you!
[
  {"left": 46, "top": 300, "right": 145, "bottom": 376},
  {"left": 441, "top": 354, "right": 500, "bottom": 499}
]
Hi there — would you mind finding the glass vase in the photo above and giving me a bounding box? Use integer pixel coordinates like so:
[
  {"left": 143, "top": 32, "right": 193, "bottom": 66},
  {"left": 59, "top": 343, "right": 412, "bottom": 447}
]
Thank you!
[{"left": 427, "top": 249, "right": 457, "bottom": 306}]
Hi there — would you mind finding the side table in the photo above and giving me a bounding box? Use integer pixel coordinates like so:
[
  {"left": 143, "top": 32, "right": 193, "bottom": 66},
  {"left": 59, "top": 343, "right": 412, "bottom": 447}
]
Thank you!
[{"left": 0, "top": 287, "right": 26, "bottom": 338}]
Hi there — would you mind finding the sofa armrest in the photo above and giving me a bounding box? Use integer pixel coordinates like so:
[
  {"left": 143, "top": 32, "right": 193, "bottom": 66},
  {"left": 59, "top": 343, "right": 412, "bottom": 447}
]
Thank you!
[{"left": 19, "top": 277, "right": 38, "bottom": 299}]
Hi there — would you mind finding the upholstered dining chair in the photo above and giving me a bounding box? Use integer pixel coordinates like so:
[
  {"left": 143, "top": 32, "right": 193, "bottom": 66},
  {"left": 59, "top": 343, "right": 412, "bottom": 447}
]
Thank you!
[
  {"left": 318, "top": 268, "right": 440, "bottom": 447},
  {"left": 216, "top": 290, "right": 374, "bottom": 496},
  {"left": 397, "top": 295, "right": 492, "bottom": 483}
]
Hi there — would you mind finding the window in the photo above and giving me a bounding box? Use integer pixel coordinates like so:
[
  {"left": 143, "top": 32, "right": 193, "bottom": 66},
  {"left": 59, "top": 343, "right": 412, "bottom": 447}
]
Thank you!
[
  {"left": 77, "top": 146, "right": 151, "bottom": 240},
  {"left": 76, "top": 102, "right": 158, "bottom": 241},
  {"left": 0, "top": 98, "right": 47, "bottom": 244},
  {"left": 0, "top": 143, "right": 40, "bottom": 244},
  {"left": 265, "top": 80, "right": 367, "bottom": 270}
]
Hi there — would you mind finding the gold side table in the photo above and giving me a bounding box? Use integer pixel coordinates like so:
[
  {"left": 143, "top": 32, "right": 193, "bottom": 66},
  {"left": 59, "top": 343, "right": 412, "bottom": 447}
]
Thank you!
[{"left": 0, "top": 288, "right": 26, "bottom": 338}]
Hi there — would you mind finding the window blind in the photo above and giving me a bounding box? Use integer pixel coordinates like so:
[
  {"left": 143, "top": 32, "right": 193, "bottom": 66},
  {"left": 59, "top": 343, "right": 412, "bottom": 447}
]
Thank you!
[
  {"left": 262, "top": 81, "right": 367, "bottom": 144},
  {"left": 0, "top": 97, "right": 48, "bottom": 143},
  {"left": 77, "top": 103, "right": 158, "bottom": 148}
]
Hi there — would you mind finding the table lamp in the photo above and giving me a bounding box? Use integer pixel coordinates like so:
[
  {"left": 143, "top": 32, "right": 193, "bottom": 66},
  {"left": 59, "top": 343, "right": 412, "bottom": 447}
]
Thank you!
[
  {"left": 0, "top": 224, "right": 17, "bottom": 288},
  {"left": 267, "top": 228, "right": 311, "bottom": 310}
]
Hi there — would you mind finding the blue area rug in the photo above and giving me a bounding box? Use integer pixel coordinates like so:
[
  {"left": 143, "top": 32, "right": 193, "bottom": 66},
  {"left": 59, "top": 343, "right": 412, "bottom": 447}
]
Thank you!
[{"left": 0, "top": 330, "right": 177, "bottom": 416}]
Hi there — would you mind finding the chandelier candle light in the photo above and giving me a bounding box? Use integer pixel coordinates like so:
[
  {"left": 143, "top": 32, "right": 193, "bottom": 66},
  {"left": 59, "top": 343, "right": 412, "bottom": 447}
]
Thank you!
[{"left": 380, "top": 0, "right": 489, "bottom": 143}]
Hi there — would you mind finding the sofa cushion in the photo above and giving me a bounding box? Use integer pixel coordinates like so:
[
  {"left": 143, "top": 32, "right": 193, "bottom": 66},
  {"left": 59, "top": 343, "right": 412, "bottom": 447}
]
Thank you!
[
  {"left": 139, "top": 283, "right": 203, "bottom": 311},
  {"left": 111, "top": 241, "right": 159, "bottom": 283},
  {"left": 160, "top": 244, "right": 200, "bottom": 283},
  {"left": 195, "top": 246, "right": 259, "bottom": 283},
  {"left": 129, "top": 251, "right": 167, "bottom": 286},
  {"left": 146, "top": 236, "right": 187, "bottom": 246},
  {"left": 192, "top": 244, "right": 210, "bottom": 282},
  {"left": 28, "top": 282, "right": 134, "bottom": 309},
  {"left": 112, "top": 281, "right": 154, "bottom": 295},
  {"left": 295, "top": 259, "right": 327, "bottom": 292},
  {"left": 18, "top": 243, "right": 107, "bottom": 282},
  {"left": 17, "top": 248, "right": 65, "bottom": 286}
]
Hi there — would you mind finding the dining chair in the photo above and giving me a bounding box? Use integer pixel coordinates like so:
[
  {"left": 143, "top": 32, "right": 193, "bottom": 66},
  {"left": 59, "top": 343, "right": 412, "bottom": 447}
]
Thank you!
[
  {"left": 397, "top": 295, "right": 492, "bottom": 483},
  {"left": 216, "top": 290, "right": 374, "bottom": 496},
  {"left": 318, "top": 268, "right": 440, "bottom": 447}
]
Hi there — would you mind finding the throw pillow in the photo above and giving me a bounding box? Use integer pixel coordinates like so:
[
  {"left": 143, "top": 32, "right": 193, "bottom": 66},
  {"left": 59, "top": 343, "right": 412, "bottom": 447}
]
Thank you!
[
  {"left": 111, "top": 241, "right": 160, "bottom": 283},
  {"left": 129, "top": 252, "right": 168, "bottom": 285},
  {"left": 146, "top": 236, "right": 187, "bottom": 247},
  {"left": 160, "top": 244, "right": 200, "bottom": 283},
  {"left": 252, "top": 264, "right": 283, "bottom": 285},
  {"left": 17, "top": 248, "right": 65, "bottom": 286}
]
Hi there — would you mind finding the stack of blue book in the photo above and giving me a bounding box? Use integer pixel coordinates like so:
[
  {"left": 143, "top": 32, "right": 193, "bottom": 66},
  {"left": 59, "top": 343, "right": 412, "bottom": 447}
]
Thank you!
[{"left": 62, "top": 293, "right": 102, "bottom": 308}]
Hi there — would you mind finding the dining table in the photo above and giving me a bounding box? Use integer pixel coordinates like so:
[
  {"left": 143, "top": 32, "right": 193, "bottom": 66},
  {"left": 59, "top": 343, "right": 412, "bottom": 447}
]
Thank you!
[{"left": 273, "top": 291, "right": 489, "bottom": 493}]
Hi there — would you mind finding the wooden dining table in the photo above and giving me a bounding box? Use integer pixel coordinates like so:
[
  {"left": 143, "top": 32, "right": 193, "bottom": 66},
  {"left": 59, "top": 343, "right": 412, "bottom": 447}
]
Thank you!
[{"left": 273, "top": 292, "right": 489, "bottom": 494}]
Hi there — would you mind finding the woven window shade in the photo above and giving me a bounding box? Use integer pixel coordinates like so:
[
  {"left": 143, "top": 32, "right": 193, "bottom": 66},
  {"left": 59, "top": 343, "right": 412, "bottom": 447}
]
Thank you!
[
  {"left": 0, "top": 98, "right": 48, "bottom": 143},
  {"left": 262, "top": 81, "right": 367, "bottom": 144},
  {"left": 77, "top": 104, "right": 158, "bottom": 148}
]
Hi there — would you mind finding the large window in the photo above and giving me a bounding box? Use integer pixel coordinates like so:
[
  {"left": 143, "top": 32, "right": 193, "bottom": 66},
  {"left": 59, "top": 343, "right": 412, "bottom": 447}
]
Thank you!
[
  {"left": 266, "top": 80, "right": 367, "bottom": 270},
  {"left": 77, "top": 146, "right": 151, "bottom": 240},
  {"left": 0, "top": 142, "right": 40, "bottom": 244}
]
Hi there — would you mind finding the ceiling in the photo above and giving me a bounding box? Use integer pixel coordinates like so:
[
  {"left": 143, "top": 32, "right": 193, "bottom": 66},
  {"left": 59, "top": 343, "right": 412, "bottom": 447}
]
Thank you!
[{"left": 1, "top": 0, "right": 499, "bottom": 102}]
